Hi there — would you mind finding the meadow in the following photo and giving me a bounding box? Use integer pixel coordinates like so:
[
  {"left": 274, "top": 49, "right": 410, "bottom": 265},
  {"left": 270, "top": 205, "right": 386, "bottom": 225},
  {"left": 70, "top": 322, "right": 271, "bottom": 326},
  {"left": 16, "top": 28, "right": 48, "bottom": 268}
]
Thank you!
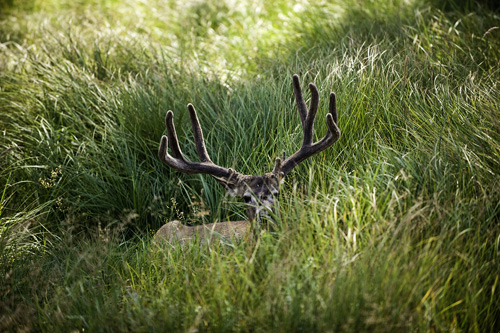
[{"left": 1, "top": 0, "right": 499, "bottom": 331}]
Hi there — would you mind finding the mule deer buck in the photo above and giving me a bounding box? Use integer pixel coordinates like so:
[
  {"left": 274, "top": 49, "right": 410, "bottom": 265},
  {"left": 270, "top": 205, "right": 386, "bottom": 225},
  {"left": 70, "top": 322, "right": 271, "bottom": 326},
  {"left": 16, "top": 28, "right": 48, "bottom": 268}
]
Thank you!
[{"left": 154, "top": 74, "right": 341, "bottom": 244}]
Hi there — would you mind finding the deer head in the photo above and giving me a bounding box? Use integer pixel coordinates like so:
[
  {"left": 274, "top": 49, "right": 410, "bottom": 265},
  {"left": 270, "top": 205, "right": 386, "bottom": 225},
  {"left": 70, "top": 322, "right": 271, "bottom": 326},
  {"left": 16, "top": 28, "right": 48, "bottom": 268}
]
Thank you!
[{"left": 158, "top": 74, "right": 341, "bottom": 224}]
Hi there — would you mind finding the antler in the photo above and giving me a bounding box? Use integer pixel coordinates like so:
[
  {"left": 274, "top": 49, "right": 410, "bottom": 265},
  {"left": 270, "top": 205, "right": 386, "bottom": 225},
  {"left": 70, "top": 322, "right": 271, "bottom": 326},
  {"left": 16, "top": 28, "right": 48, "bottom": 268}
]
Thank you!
[
  {"left": 277, "top": 74, "right": 341, "bottom": 176},
  {"left": 158, "top": 104, "right": 236, "bottom": 179},
  {"left": 159, "top": 74, "right": 339, "bottom": 181}
]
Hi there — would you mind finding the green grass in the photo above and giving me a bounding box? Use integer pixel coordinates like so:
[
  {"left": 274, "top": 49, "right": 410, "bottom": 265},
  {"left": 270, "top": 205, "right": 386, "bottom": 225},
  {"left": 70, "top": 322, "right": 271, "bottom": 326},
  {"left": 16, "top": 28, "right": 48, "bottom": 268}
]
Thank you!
[{"left": 1, "top": 0, "right": 500, "bottom": 331}]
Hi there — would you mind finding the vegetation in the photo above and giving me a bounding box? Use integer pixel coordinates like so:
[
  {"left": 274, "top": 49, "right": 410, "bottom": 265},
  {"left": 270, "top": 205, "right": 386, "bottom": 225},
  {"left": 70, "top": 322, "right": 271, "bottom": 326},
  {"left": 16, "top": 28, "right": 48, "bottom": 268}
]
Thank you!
[{"left": 1, "top": 0, "right": 499, "bottom": 331}]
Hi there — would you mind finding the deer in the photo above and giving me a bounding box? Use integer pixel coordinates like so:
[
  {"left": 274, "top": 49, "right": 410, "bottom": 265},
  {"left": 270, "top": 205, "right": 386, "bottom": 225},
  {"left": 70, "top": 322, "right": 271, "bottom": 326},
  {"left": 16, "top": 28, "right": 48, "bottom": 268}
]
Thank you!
[{"left": 154, "top": 74, "right": 341, "bottom": 244}]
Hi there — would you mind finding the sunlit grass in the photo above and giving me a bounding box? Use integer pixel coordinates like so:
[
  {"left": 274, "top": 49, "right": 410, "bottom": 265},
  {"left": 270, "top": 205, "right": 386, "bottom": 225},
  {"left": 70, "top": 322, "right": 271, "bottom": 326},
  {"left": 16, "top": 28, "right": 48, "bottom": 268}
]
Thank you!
[{"left": 1, "top": 0, "right": 500, "bottom": 331}]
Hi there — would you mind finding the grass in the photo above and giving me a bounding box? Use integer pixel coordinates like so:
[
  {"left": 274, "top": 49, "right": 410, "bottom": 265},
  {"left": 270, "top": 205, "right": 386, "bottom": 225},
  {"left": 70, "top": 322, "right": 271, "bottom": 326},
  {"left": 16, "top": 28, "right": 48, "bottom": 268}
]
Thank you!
[{"left": 1, "top": 0, "right": 500, "bottom": 331}]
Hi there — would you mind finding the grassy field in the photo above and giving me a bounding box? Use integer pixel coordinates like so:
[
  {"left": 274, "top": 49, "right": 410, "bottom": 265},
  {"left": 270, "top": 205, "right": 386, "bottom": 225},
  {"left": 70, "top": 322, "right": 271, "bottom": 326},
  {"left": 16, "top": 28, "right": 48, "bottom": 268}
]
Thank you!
[{"left": 1, "top": 0, "right": 500, "bottom": 331}]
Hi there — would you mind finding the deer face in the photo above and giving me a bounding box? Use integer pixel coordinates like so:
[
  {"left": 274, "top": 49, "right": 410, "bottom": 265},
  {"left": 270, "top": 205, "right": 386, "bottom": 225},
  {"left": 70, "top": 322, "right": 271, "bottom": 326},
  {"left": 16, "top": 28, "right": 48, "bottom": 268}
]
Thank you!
[{"left": 216, "top": 173, "right": 282, "bottom": 222}]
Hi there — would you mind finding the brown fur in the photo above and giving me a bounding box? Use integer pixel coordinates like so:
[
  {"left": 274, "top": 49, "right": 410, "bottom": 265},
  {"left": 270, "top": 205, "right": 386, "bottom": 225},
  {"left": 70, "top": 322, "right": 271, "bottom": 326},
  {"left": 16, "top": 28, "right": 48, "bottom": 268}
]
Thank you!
[{"left": 153, "top": 220, "right": 251, "bottom": 245}]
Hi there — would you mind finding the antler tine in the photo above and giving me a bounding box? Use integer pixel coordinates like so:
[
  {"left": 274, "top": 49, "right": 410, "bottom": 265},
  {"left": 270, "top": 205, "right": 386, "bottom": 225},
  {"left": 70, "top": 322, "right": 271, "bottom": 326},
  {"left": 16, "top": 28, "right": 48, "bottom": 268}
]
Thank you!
[
  {"left": 303, "top": 82, "right": 319, "bottom": 145},
  {"left": 279, "top": 74, "right": 341, "bottom": 176},
  {"left": 329, "top": 91, "right": 338, "bottom": 124},
  {"left": 158, "top": 108, "right": 233, "bottom": 178},
  {"left": 292, "top": 74, "right": 320, "bottom": 146},
  {"left": 165, "top": 110, "right": 184, "bottom": 159},
  {"left": 272, "top": 156, "right": 282, "bottom": 174},
  {"left": 187, "top": 103, "right": 212, "bottom": 163},
  {"left": 292, "top": 74, "right": 307, "bottom": 126}
]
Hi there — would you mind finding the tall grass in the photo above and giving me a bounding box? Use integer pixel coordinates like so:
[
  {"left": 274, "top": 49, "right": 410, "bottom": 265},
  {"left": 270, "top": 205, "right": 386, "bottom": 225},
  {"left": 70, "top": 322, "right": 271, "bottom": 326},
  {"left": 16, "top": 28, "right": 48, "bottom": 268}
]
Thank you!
[{"left": 1, "top": 0, "right": 499, "bottom": 331}]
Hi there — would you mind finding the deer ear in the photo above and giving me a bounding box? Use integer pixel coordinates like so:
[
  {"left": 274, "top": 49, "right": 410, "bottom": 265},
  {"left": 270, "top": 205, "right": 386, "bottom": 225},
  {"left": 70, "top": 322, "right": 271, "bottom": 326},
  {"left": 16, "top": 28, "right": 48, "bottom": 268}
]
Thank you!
[
  {"left": 272, "top": 171, "right": 285, "bottom": 185},
  {"left": 212, "top": 176, "right": 240, "bottom": 197},
  {"left": 270, "top": 172, "right": 285, "bottom": 186}
]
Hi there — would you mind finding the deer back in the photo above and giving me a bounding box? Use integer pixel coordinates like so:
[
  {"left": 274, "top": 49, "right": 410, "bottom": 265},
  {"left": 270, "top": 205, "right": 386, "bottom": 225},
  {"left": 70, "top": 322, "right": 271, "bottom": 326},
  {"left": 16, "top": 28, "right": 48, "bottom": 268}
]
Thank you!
[{"left": 153, "top": 220, "right": 251, "bottom": 245}]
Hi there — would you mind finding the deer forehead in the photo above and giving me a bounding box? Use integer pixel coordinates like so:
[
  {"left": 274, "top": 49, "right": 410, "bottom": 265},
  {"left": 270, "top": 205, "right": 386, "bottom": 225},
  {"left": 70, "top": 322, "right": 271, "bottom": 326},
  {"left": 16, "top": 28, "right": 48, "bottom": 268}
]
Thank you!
[{"left": 241, "top": 175, "right": 280, "bottom": 192}]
